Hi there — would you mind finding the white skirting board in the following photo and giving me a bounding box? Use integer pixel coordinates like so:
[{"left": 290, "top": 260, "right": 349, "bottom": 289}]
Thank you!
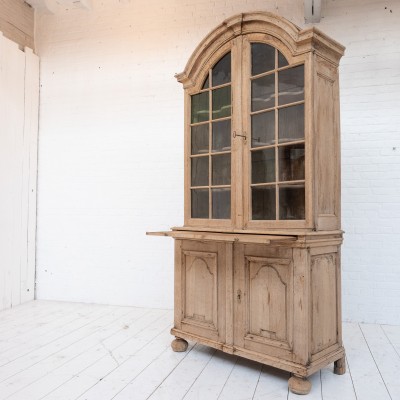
[{"left": 0, "top": 32, "right": 39, "bottom": 310}]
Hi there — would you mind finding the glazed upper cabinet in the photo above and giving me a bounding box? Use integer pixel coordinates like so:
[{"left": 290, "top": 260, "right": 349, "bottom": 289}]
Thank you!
[{"left": 176, "top": 13, "right": 344, "bottom": 232}]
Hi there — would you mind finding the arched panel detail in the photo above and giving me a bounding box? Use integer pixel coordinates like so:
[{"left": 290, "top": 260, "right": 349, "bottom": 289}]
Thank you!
[
  {"left": 248, "top": 262, "right": 288, "bottom": 342},
  {"left": 183, "top": 251, "right": 218, "bottom": 330}
]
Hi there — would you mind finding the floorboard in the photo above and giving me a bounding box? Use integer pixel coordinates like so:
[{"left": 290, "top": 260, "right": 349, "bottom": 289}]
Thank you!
[
  {"left": 0, "top": 301, "right": 397, "bottom": 400},
  {"left": 343, "top": 322, "right": 391, "bottom": 400}
]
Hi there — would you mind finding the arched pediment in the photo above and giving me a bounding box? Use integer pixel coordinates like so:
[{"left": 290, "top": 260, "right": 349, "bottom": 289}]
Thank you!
[{"left": 175, "top": 12, "right": 344, "bottom": 89}]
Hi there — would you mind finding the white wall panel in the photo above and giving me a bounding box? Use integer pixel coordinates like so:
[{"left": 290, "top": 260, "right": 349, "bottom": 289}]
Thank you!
[{"left": 0, "top": 33, "right": 39, "bottom": 310}]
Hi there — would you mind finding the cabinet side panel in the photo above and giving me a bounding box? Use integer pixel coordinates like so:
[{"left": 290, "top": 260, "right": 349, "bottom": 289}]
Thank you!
[
  {"left": 311, "top": 253, "right": 338, "bottom": 354},
  {"left": 174, "top": 240, "right": 183, "bottom": 330},
  {"left": 225, "top": 242, "right": 234, "bottom": 346},
  {"left": 315, "top": 58, "right": 340, "bottom": 230},
  {"left": 292, "top": 248, "right": 310, "bottom": 364}
]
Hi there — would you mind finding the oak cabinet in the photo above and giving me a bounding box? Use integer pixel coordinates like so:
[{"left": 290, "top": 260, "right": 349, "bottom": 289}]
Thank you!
[{"left": 149, "top": 12, "right": 346, "bottom": 395}]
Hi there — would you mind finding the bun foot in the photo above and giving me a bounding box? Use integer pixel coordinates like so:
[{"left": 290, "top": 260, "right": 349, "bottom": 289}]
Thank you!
[
  {"left": 171, "top": 338, "right": 188, "bottom": 352},
  {"left": 288, "top": 375, "right": 312, "bottom": 395},
  {"left": 334, "top": 356, "right": 346, "bottom": 375}
]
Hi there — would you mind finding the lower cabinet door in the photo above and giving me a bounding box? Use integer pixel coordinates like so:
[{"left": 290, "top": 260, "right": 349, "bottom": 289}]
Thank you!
[
  {"left": 234, "top": 243, "right": 294, "bottom": 360},
  {"left": 175, "top": 240, "right": 229, "bottom": 344}
]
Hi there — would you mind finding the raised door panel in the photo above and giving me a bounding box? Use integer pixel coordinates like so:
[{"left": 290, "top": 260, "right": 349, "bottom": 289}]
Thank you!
[
  {"left": 183, "top": 251, "right": 217, "bottom": 330},
  {"left": 175, "top": 240, "right": 228, "bottom": 343},
  {"left": 234, "top": 244, "right": 294, "bottom": 360},
  {"left": 248, "top": 258, "right": 289, "bottom": 342}
]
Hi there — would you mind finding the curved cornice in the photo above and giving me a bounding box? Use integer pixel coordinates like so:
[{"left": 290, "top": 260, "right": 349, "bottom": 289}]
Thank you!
[{"left": 176, "top": 12, "right": 345, "bottom": 89}]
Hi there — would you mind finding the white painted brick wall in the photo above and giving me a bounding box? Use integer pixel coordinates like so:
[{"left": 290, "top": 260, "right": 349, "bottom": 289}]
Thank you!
[{"left": 35, "top": 0, "right": 400, "bottom": 324}]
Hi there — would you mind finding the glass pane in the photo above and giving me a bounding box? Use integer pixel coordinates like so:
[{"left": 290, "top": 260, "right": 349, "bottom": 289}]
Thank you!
[
  {"left": 279, "top": 144, "right": 305, "bottom": 182},
  {"left": 202, "top": 74, "right": 209, "bottom": 89},
  {"left": 279, "top": 184, "right": 305, "bottom": 220},
  {"left": 251, "top": 148, "right": 275, "bottom": 184},
  {"left": 212, "top": 154, "right": 231, "bottom": 185},
  {"left": 251, "top": 74, "right": 275, "bottom": 112},
  {"left": 278, "top": 51, "right": 289, "bottom": 68},
  {"left": 251, "top": 111, "right": 275, "bottom": 148},
  {"left": 278, "top": 65, "right": 304, "bottom": 105},
  {"left": 191, "top": 156, "right": 209, "bottom": 186},
  {"left": 212, "top": 52, "right": 231, "bottom": 87},
  {"left": 251, "top": 43, "right": 275, "bottom": 76},
  {"left": 212, "top": 86, "right": 231, "bottom": 119},
  {"left": 212, "top": 188, "right": 231, "bottom": 219},
  {"left": 212, "top": 119, "right": 231, "bottom": 152},
  {"left": 278, "top": 104, "right": 304, "bottom": 143},
  {"left": 252, "top": 186, "right": 276, "bottom": 220},
  {"left": 191, "top": 189, "right": 209, "bottom": 218},
  {"left": 191, "top": 124, "right": 209, "bottom": 155},
  {"left": 191, "top": 92, "right": 209, "bottom": 123}
]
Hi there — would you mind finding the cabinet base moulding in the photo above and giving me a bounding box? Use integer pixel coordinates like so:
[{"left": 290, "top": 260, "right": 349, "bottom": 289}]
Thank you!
[{"left": 171, "top": 328, "right": 345, "bottom": 378}]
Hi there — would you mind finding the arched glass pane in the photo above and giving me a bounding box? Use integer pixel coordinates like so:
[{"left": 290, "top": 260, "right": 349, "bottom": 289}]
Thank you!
[
  {"left": 212, "top": 52, "right": 231, "bottom": 86},
  {"left": 278, "top": 51, "right": 289, "bottom": 68},
  {"left": 251, "top": 43, "right": 275, "bottom": 76},
  {"left": 202, "top": 74, "right": 210, "bottom": 89}
]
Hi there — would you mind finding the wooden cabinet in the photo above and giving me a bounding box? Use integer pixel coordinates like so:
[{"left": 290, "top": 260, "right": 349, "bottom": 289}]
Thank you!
[{"left": 149, "top": 12, "right": 346, "bottom": 395}]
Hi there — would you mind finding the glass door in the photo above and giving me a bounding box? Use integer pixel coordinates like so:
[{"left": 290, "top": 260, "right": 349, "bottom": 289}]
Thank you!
[
  {"left": 243, "top": 36, "right": 307, "bottom": 229},
  {"left": 189, "top": 51, "right": 233, "bottom": 224},
  {"left": 186, "top": 36, "right": 308, "bottom": 230}
]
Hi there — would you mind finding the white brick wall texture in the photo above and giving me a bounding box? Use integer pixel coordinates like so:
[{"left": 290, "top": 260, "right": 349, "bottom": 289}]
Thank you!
[{"left": 35, "top": 0, "right": 400, "bottom": 324}]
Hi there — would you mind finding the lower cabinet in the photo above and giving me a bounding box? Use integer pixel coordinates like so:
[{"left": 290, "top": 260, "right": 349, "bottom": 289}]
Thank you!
[{"left": 171, "top": 234, "right": 345, "bottom": 394}]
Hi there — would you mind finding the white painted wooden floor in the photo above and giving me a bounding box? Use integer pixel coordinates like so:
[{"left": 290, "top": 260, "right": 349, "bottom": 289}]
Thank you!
[{"left": 0, "top": 301, "right": 398, "bottom": 400}]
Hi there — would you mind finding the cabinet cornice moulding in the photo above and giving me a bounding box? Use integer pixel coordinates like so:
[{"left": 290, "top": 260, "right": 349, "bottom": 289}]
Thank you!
[{"left": 175, "top": 12, "right": 345, "bottom": 89}]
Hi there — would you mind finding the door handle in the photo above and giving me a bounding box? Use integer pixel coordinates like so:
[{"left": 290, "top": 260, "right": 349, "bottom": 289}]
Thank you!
[{"left": 237, "top": 289, "right": 242, "bottom": 303}]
